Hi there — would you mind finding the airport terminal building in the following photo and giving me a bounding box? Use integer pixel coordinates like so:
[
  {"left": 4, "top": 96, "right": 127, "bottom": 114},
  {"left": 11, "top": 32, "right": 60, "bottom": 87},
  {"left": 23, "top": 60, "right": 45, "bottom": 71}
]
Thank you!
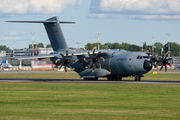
[{"left": 0, "top": 48, "right": 54, "bottom": 67}]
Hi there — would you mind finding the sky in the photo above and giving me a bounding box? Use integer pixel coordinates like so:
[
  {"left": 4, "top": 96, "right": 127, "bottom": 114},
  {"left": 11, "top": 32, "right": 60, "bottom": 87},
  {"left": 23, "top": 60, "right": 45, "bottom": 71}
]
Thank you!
[{"left": 0, "top": 0, "right": 180, "bottom": 49}]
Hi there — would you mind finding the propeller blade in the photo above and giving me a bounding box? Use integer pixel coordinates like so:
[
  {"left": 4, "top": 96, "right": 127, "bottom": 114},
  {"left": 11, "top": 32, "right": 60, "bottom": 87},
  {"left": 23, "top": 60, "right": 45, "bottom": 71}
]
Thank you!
[
  {"left": 55, "top": 59, "right": 64, "bottom": 63},
  {"left": 70, "top": 60, "right": 77, "bottom": 64},
  {"left": 93, "top": 47, "right": 95, "bottom": 56},
  {"left": 160, "top": 65, "right": 163, "bottom": 71},
  {"left": 59, "top": 52, "right": 65, "bottom": 59},
  {"left": 165, "top": 51, "right": 169, "bottom": 59},
  {"left": 95, "top": 51, "right": 102, "bottom": 58},
  {"left": 165, "top": 65, "right": 167, "bottom": 72},
  {"left": 83, "top": 58, "right": 88, "bottom": 63},
  {"left": 66, "top": 49, "right": 68, "bottom": 59},
  {"left": 68, "top": 52, "right": 74, "bottom": 59},
  {"left": 86, "top": 58, "right": 92, "bottom": 62},
  {"left": 87, "top": 50, "right": 93, "bottom": 59},
  {"left": 162, "top": 50, "right": 164, "bottom": 59},
  {"left": 55, "top": 59, "right": 60, "bottom": 64},
  {"left": 156, "top": 61, "right": 162, "bottom": 66},
  {"left": 167, "top": 63, "right": 172, "bottom": 67},
  {"left": 98, "top": 57, "right": 105, "bottom": 61},
  {"left": 98, "top": 62, "right": 101, "bottom": 69},
  {"left": 167, "top": 57, "right": 174, "bottom": 61},
  {"left": 88, "top": 62, "right": 93, "bottom": 68},
  {"left": 154, "top": 61, "right": 157, "bottom": 66},
  {"left": 93, "top": 64, "right": 96, "bottom": 70},
  {"left": 67, "top": 64, "right": 72, "bottom": 69},
  {"left": 161, "top": 48, "right": 163, "bottom": 57},
  {"left": 59, "top": 64, "right": 63, "bottom": 70},
  {"left": 65, "top": 66, "right": 67, "bottom": 73}
]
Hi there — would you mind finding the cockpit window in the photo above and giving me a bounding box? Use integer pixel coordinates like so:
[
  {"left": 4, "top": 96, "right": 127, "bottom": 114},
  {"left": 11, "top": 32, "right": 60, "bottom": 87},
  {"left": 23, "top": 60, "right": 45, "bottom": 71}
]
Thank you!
[
  {"left": 137, "top": 55, "right": 149, "bottom": 59},
  {"left": 143, "top": 56, "right": 149, "bottom": 59}
]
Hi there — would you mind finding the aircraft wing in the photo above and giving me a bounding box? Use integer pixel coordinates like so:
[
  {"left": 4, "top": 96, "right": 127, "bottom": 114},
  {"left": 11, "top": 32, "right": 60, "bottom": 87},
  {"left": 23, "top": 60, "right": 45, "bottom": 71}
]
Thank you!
[
  {"left": 12, "top": 54, "right": 56, "bottom": 60},
  {"left": 12, "top": 49, "right": 114, "bottom": 60}
]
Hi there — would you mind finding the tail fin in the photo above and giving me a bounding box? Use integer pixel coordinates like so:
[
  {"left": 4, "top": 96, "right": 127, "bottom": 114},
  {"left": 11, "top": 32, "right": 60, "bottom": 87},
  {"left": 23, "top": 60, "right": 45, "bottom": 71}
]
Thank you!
[
  {"left": 44, "top": 16, "right": 68, "bottom": 51},
  {"left": 6, "top": 16, "right": 75, "bottom": 51}
]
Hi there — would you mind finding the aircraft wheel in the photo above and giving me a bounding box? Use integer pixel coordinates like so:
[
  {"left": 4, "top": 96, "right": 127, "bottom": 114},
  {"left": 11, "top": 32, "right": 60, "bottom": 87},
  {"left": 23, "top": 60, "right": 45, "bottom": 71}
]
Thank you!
[
  {"left": 135, "top": 76, "right": 138, "bottom": 81},
  {"left": 135, "top": 76, "right": 141, "bottom": 81},
  {"left": 118, "top": 77, "right": 122, "bottom": 81},
  {"left": 138, "top": 76, "right": 141, "bottom": 81},
  {"left": 95, "top": 77, "right": 98, "bottom": 81}
]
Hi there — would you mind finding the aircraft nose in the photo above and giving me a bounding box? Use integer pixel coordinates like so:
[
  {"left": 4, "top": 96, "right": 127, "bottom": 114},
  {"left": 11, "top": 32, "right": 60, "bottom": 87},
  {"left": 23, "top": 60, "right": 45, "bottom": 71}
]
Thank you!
[{"left": 143, "top": 60, "right": 152, "bottom": 71}]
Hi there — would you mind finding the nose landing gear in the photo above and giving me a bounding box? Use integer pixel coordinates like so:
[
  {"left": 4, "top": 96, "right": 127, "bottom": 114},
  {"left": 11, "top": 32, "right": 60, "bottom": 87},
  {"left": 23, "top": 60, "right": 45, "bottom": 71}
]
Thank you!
[{"left": 134, "top": 75, "right": 143, "bottom": 81}]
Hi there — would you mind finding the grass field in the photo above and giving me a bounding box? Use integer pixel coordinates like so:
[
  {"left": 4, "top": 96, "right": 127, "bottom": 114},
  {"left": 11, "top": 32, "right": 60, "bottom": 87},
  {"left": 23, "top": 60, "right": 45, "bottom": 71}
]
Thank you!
[
  {"left": 0, "top": 82, "right": 180, "bottom": 120},
  {"left": 0, "top": 73, "right": 180, "bottom": 119}
]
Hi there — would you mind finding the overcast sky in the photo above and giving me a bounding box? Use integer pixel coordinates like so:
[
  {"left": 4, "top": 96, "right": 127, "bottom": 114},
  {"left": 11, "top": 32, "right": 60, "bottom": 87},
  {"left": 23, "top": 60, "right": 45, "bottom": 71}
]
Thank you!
[{"left": 0, "top": 0, "right": 180, "bottom": 49}]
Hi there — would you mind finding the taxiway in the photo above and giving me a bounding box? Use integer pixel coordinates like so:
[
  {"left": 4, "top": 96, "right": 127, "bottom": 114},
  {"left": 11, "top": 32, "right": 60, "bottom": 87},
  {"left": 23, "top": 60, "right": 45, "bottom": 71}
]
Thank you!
[{"left": 0, "top": 78, "right": 179, "bottom": 85}]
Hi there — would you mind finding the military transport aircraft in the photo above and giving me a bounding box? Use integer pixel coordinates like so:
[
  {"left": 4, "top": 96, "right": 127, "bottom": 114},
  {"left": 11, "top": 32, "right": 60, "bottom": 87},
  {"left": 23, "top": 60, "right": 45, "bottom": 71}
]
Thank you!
[{"left": 7, "top": 16, "right": 159, "bottom": 81}]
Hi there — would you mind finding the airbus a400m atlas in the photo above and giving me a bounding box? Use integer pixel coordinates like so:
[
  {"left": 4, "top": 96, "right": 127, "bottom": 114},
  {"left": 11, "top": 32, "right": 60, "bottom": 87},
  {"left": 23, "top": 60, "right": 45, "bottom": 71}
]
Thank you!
[{"left": 7, "top": 16, "right": 153, "bottom": 81}]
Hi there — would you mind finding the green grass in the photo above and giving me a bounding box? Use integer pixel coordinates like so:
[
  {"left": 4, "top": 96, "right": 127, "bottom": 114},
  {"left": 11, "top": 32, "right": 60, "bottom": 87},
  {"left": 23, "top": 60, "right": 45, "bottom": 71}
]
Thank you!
[
  {"left": 0, "top": 82, "right": 180, "bottom": 120},
  {"left": 0, "top": 73, "right": 81, "bottom": 79}
]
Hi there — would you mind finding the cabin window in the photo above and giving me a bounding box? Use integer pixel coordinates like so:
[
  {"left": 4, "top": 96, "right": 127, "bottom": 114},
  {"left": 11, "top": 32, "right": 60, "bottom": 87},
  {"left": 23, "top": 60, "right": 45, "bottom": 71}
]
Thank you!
[
  {"left": 140, "top": 56, "right": 142, "bottom": 59},
  {"left": 136, "top": 56, "right": 139, "bottom": 59}
]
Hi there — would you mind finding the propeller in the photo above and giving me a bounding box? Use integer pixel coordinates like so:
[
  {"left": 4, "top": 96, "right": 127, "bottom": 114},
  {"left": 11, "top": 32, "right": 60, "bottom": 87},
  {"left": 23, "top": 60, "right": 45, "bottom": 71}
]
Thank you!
[
  {"left": 55, "top": 49, "right": 77, "bottom": 73},
  {"left": 157, "top": 49, "right": 174, "bottom": 73},
  {"left": 85, "top": 47, "right": 105, "bottom": 72}
]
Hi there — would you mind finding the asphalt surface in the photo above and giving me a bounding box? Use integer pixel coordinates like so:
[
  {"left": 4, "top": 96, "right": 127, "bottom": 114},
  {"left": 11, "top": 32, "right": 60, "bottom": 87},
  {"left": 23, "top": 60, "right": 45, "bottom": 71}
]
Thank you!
[
  {"left": 0, "top": 78, "right": 179, "bottom": 85},
  {"left": 0, "top": 70, "right": 75, "bottom": 73},
  {"left": 0, "top": 70, "right": 179, "bottom": 85},
  {"left": 0, "top": 70, "right": 179, "bottom": 74}
]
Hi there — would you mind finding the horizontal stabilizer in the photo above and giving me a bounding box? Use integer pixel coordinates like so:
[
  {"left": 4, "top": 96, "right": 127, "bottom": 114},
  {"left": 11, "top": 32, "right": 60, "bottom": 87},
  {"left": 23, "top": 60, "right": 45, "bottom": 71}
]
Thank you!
[{"left": 6, "top": 21, "right": 75, "bottom": 24}]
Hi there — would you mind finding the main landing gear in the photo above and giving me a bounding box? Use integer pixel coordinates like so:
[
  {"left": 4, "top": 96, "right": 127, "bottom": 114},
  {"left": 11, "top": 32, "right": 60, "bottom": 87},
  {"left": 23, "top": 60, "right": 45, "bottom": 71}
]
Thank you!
[{"left": 107, "top": 75, "right": 122, "bottom": 81}]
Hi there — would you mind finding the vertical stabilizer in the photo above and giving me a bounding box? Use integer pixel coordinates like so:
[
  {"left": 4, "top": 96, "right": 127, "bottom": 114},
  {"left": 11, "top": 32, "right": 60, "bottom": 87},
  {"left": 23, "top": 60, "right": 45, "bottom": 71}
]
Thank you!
[
  {"left": 6, "top": 16, "right": 74, "bottom": 51},
  {"left": 44, "top": 16, "right": 68, "bottom": 51}
]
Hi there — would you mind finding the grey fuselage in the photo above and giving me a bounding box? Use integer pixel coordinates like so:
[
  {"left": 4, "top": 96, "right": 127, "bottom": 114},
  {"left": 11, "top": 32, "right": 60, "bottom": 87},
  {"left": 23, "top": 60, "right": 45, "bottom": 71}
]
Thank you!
[{"left": 68, "top": 49, "right": 152, "bottom": 77}]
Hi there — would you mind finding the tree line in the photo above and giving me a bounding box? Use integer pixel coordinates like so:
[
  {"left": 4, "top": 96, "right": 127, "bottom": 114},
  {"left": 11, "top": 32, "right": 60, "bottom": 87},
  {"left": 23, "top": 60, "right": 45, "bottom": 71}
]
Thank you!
[
  {"left": 86, "top": 42, "right": 180, "bottom": 57},
  {"left": 0, "top": 42, "right": 180, "bottom": 57},
  {"left": 28, "top": 43, "right": 52, "bottom": 49},
  {"left": 0, "top": 45, "right": 9, "bottom": 50}
]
